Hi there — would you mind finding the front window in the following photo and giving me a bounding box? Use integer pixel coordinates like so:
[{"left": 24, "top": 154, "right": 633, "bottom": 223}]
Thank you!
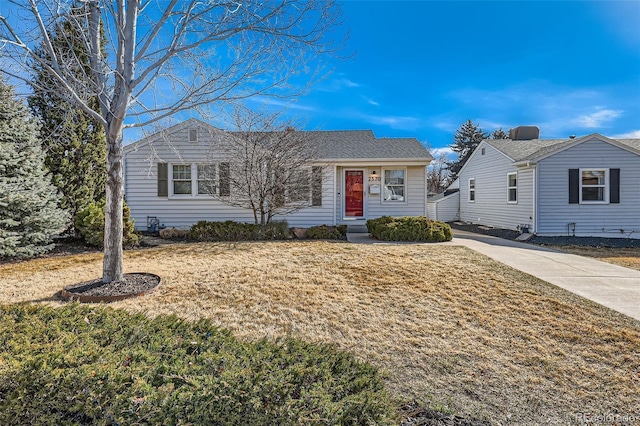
[
  {"left": 383, "top": 169, "right": 405, "bottom": 202},
  {"left": 469, "top": 178, "right": 476, "bottom": 202},
  {"left": 197, "top": 164, "right": 216, "bottom": 195},
  {"left": 172, "top": 165, "right": 192, "bottom": 194},
  {"left": 581, "top": 169, "right": 608, "bottom": 203},
  {"left": 507, "top": 173, "right": 517, "bottom": 203},
  {"left": 287, "top": 169, "right": 311, "bottom": 203}
]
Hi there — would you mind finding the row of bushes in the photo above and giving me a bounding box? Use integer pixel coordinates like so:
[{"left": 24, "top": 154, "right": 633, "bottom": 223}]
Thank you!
[
  {"left": 73, "top": 211, "right": 451, "bottom": 245},
  {"left": 0, "top": 304, "right": 397, "bottom": 425},
  {"left": 184, "top": 221, "right": 348, "bottom": 242},
  {"left": 187, "top": 220, "right": 290, "bottom": 241},
  {"left": 367, "top": 216, "right": 453, "bottom": 242}
]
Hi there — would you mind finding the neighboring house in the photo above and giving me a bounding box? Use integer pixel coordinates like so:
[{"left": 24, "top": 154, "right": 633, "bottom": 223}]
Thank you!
[
  {"left": 430, "top": 127, "right": 640, "bottom": 238},
  {"left": 123, "top": 119, "right": 433, "bottom": 230}
]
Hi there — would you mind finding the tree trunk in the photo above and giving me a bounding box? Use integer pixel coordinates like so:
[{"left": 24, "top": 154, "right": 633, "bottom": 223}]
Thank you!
[{"left": 102, "top": 130, "right": 124, "bottom": 283}]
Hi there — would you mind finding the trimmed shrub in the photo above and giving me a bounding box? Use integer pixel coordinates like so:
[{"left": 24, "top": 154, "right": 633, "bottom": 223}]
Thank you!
[
  {"left": 367, "top": 216, "right": 453, "bottom": 242},
  {"left": 188, "top": 220, "right": 289, "bottom": 242},
  {"left": 306, "top": 224, "right": 347, "bottom": 240},
  {"left": 0, "top": 304, "right": 397, "bottom": 425},
  {"left": 75, "top": 199, "right": 139, "bottom": 248}
]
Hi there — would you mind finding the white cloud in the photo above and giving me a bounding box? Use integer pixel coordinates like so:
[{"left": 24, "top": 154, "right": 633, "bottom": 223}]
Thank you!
[
  {"left": 246, "top": 96, "right": 316, "bottom": 112},
  {"left": 571, "top": 109, "right": 622, "bottom": 128},
  {"left": 611, "top": 130, "right": 640, "bottom": 138},
  {"left": 363, "top": 96, "right": 380, "bottom": 106},
  {"left": 367, "top": 114, "right": 421, "bottom": 130},
  {"left": 318, "top": 77, "right": 361, "bottom": 93},
  {"left": 445, "top": 81, "right": 628, "bottom": 137},
  {"left": 430, "top": 146, "right": 454, "bottom": 158}
]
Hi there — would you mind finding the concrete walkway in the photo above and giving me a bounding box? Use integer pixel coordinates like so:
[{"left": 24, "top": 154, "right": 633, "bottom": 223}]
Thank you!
[{"left": 346, "top": 231, "right": 640, "bottom": 322}]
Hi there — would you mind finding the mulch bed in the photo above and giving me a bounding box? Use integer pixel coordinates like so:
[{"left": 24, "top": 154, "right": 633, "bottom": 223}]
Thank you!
[
  {"left": 61, "top": 273, "right": 162, "bottom": 303},
  {"left": 449, "top": 222, "right": 640, "bottom": 248}
]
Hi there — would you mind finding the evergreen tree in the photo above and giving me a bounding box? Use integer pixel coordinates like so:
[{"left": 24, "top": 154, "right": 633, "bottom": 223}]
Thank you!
[
  {"left": 0, "top": 80, "right": 69, "bottom": 258},
  {"left": 447, "top": 119, "right": 489, "bottom": 178},
  {"left": 491, "top": 127, "right": 509, "bottom": 140},
  {"left": 28, "top": 2, "right": 106, "bottom": 234}
]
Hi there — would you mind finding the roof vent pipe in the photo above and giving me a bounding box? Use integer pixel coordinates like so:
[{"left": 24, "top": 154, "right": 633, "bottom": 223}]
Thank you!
[{"left": 509, "top": 126, "right": 540, "bottom": 140}]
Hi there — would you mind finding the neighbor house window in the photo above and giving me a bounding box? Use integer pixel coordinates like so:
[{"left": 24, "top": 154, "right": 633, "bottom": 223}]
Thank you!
[
  {"left": 468, "top": 178, "right": 476, "bottom": 202},
  {"left": 507, "top": 172, "right": 517, "bottom": 203},
  {"left": 197, "top": 164, "right": 216, "bottom": 195},
  {"left": 172, "top": 164, "right": 192, "bottom": 195},
  {"left": 383, "top": 169, "right": 405, "bottom": 202},
  {"left": 581, "top": 169, "right": 608, "bottom": 203}
]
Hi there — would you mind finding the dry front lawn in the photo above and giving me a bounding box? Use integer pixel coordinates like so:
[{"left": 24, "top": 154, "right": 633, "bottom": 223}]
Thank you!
[
  {"left": 553, "top": 246, "right": 640, "bottom": 271},
  {"left": 1, "top": 241, "right": 639, "bottom": 425}
]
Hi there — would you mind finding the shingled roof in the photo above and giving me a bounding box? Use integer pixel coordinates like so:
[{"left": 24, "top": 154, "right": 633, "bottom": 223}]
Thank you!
[
  {"left": 126, "top": 120, "right": 432, "bottom": 162},
  {"left": 302, "top": 131, "right": 432, "bottom": 160},
  {"left": 225, "top": 130, "right": 432, "bottom": 160},
  {"left": 485, "top": 135, "right": 640, "bottom": 162}
]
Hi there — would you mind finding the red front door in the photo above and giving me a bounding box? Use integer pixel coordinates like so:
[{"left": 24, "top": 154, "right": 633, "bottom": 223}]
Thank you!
[{"left": 345, "top": 170, "right": 364, "bottom": 217}]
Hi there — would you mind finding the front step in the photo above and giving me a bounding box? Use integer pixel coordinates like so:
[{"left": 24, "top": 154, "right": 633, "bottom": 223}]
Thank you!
[{"left": 346, "top": 223, "right": 369, "bottom": 233}]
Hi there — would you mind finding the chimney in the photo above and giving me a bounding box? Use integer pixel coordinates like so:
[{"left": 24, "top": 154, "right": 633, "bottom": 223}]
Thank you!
[{"left": 509, "top": 126, "right": 540, "bottom": 140}]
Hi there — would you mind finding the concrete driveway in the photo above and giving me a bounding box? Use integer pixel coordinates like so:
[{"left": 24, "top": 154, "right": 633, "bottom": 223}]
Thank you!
[
  {"left": 450, "top": 230, "right": 640, "bottom": 322},
  {"left": 347, "top": 231, "right": 640, "bottom": 322}
]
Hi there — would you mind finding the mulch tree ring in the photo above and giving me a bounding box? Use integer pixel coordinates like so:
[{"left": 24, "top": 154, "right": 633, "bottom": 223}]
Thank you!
[{"left": 61, "top": 272, "right": 162, "bottom": 303}]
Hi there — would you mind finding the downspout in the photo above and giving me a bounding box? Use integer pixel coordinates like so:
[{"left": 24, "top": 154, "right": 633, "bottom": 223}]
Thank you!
[
  {"left": 532, "top": 164, "right": 537, "bottom": 234},
  {"left": 332, "top": 165, "right": 337, "bottom": 225}
]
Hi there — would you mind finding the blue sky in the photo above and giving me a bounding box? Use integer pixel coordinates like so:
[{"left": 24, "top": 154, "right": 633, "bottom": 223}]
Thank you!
[
  {"left": 2, "top": 1, "right": 638, "bottom": 156},
  {"left": 267, "top": 0, "right": 640, "bottom": 155}
]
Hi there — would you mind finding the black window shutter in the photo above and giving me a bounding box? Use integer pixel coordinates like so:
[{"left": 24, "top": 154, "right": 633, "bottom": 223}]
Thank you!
[
  {"left": 219, "top": 162, "right": 230, "bottom": 196},
  {"left": 311, "top": 166, "right": 322, "bottom": 206},
  {"left": 568, "top": 169, "right": 579, "bottom": 204},
  {"left": 610, "top": 168, "right": 620, "bottom": 204},
  {"left": 157, "top": 163, "right": 168, "bottom": 197}
]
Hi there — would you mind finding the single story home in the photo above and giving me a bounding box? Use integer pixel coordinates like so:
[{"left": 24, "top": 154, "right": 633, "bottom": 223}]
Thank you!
[
  {"left": 123, "top": 119, "right": 434, "bottom": 230},
  {"left": 429, "top": 126, "right": 640, "bottom": 238}
]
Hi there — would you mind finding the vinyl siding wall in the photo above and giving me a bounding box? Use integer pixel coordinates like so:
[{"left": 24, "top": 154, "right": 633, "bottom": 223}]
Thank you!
[
  {"left": 459, "top": 142, "right": 535, "bottom": 230},
  {"left": 536, "top": 139, "right": 640, "bottom": 238},
  {"left": 427, "top": 192, "right": 460, "bottom": 222},
  {"left": 335, "top": 166, "right": 427, "bottom": 224},
  {"left": 124, "top": 126, "right": 335, "bottom": 229}
]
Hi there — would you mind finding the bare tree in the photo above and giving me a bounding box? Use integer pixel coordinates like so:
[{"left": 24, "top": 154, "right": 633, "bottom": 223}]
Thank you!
[
  {"left": 427, "top": 150, "right": 451, "bottom": 195},
  {"left": 0, "top": 0, "right": 342, "bottom": 282},
  {"left": 213, "top": 108, "right": 324, "bottom": 225}
]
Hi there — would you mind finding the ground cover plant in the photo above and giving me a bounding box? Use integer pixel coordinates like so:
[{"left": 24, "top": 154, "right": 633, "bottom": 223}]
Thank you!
[
  {"left": 1, "top": 241, "right": 639, "bottom": 424},
  {"left": 367, "top": 216, "right": 453, "bottom": 242},
  {"left": 0, "top": 303, "right": 396, "bottom": 425}
]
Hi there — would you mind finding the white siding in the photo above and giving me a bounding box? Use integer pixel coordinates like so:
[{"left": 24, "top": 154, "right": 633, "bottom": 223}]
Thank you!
[
  {"left": 427, "top": 192, "right": 460, "bottom": 222},
  {"left": 458, "top": 142, "right": 535, "bottom": 230},
  {"left": 334, "top": 166, "right": 427, "bottom": 224},
  {"left": 536, "top": 138, "right": 640, "bottom": 238},
  {"left": 124, "top": 126, "right": 335, "bottom": 229}
]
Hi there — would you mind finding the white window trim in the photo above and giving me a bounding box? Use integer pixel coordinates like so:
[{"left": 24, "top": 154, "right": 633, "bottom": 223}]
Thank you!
[
  {"left": 507, "top": 172, "right": 517, "bottom": 204},
  {"left": 579, "top": 168, "right": 609, "bottom": 204},
  {"left": 468, "top": 178, "right": 476, "bottom": 203},
  {"left": 169, "top": 162, "right": 217, "bottom": 199},
  {"left": 381, "top": 167, "right": 407, "bottom": 204}
]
